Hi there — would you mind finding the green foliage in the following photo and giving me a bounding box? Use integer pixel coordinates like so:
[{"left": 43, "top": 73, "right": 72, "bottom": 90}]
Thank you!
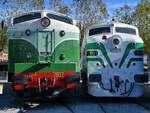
[
  {"left": 0, "top": 23, "right": 8, "bottom": 52},
  {"left": 113, "top": 0, "right": 150, "bottom": 56},
  {"left": 0, "top": 0, "right": 44, "bottom": 21},
  {"left": 49, "top": 0, "right": 71, "bottom": 15},
  {"left": 132, "top": 0, "right": 150, "bottom": 56},
  {"left": 58, "top": 6, "right": 71, "bottom": 15},
  {"left": 0, "top": 0, "right": 108, "bottom": 48},
  {"left": 72, "top": 0, "right": 108, "bottom": 45},
  {"left": 72, "top": 0, "right": 108, "bottom": 27},
  {"left": 112, "top": 5, "right": 133, "bottom": 24},
  {"left": 0, "top": 0, "right": 45, "bottom": 52}
]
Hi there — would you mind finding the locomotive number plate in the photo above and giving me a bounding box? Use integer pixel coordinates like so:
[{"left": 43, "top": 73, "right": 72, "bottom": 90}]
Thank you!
[
  {"left": 0, "top": 85, "right": 3, "bottom": 94},
  {"left": 110, "top": 48, "right": 121, "bottom": 53},
  {"left": 54, "top": 72, "right": 64, "bottom": 77}
]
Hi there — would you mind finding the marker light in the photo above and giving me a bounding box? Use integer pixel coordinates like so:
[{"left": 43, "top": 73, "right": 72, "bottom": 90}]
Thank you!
[
  {"left": 60, "top": 30, "right": 65, "bottom": 37},
  {"left": 25, "top": 29, "right": 31, "bottom": 36},
  {"left": 132, "top": 42, "right": 136, "bottom": 46},
  {"left": 60, "top": 54, "right": 65, "bottom": 60},
  {"left": 114, "top": 46, "right": 118, "bottom": 49},
  {"left": 102, "top": 35, "right": 107, "bottom": 40},
  {"left": 102, "top": 62, "right": 105, "bottom": 66},
  {"left": 96, "top": 62, "right": 100, "bottom": 66},
  {"left": 114, "top": 76, "right": 119, "bottom": 81}
]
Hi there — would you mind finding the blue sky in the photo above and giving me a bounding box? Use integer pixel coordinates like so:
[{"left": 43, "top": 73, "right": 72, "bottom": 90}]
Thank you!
[
  {"left": 45, "top": 0, "right": 141, "bottom": 18},
  {"left": 104, "top": 0, "right": 141, "bottom": 17}
]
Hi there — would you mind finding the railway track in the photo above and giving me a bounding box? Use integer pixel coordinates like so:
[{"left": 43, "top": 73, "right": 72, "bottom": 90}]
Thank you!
[
  {"left": 87, "top": 95, "right": 107, "bottom": 113},
  {"left": 132, "top": 98, "right": 150, "bottom": 111},
  {"left": 18, "top": 97, "right": 75, "bottom": 113},
  {"left": 55, "top": 100, "right": 75, "bottom": 113},
  {"left": 17, "top": 94, "right": 150, "bottom": 113}
]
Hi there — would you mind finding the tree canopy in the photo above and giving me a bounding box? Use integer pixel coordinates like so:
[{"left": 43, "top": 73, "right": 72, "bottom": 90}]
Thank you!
[
  {"left": 0, "top": 0, "right": 150, "bottom": 56},
  {"left": 0, "top": 23, "right": 8, "bottom": 53},
  {"left": 133, "top": 0, "right": 150, "bottom": 56},
  {"left": 0, "top": 0, "right": 45, "bottom": 52},
  {"left": 112, "top": 5, "right": 133, "bottom": 24},
  {"left": 49, "top": 0, "right": 71, "bottom": 15},
  {"left": 113, "top": 0, "right": 150, "bottom": 56},
  {"left": 72, "top": 0, "right": 108, "bottom": 44}
]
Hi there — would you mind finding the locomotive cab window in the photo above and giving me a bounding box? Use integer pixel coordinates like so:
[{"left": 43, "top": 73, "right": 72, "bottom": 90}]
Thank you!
[
  {"left": 13, "top": 13, "right": 41, "bottom": 24},
  {"left": 115, "top": 27, "right": 136, "bottom": 35},
  {"left": 89, "top": 27, "right": 110, "bottom": 36},
  {"left": 47, "top": 13, "right": 73, "bottom": 25}
]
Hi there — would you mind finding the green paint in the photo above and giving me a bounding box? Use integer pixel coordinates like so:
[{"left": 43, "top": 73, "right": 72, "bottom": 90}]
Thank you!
[
  {"left": 8, "top": 31, "right": 80, "bottom": 73},
  {"left": 14, "top": 63, "right": 77, "bottom": 73},
  {"left": 86, "top": 43, "right": 113, "bottom": 68},
  {"left": 126, "top": 58, "right": 143, "bottom": 68},
  {"left": 119, "top": 43, "right": 144, "bottom": 68},
  {"left": 87, "top": 58, "right": 105, "bottom": 68},
  {"left": 7, "top": 31, "right": 79, "bottom": 46},
  {"left": 8, "top": 39, "right": 39, "bottom": 63}
]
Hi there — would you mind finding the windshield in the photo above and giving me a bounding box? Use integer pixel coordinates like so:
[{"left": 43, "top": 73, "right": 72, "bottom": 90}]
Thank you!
[
  {"left": 89, "top": 27, "right": 110, "bottom": 36},
  {"left": 13, "top": 13, "right": 41, "bottom": 24},
  {"left": 115, "top": 27, "right": 136, "bottom": 35},
  {"left": 47, "top": 13, "right": 73, "bottom": 25}
]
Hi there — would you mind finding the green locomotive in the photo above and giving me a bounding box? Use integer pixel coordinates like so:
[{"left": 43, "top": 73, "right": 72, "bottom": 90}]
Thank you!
[{"left": 7, "top": 10, "right": 80, "bottom": 97}]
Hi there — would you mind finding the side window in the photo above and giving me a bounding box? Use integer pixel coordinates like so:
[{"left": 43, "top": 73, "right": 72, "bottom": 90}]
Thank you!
[{"left": 13, "top": 13, "right": 41, "bottom": 24}]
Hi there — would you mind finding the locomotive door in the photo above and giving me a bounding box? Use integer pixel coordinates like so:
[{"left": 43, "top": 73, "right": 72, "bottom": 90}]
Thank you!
[{"left": 37, "top": 30, "right": 55, "bottom": 63}]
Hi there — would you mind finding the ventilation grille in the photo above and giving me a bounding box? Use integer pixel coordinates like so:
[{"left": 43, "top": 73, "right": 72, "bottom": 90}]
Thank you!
[{"left": 89, "top": 74, "right": 101, "bottom": 82}]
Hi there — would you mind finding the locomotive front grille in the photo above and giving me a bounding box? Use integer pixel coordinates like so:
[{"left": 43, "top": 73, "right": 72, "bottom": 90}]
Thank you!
[{"left": 89, "top": 74, "right": 101, "bottom": 82}]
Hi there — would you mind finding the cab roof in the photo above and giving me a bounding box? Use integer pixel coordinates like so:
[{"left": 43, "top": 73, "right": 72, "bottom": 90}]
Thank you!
[
  {"left": 87, "top": 22, "right": 137, "bottom": 31},
  {"left": 11, "top": 10, "right": 75, "bottom": 21}
]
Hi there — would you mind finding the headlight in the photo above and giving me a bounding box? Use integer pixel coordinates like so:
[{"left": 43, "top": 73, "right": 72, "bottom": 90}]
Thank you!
[
  {"left": 41, "top": 17, "right": 50, "bottom": 27},
  {"left": 113, "top": 38, "right": 120, "bottom": 45},
  {"left": 112, "top": 35, "right": 121, "bottom": 46}
]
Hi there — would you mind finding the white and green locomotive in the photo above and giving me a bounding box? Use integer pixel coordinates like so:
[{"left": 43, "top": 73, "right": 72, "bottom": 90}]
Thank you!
[{"left": 81, "top": 22, "right": 148, "bottom": 97}]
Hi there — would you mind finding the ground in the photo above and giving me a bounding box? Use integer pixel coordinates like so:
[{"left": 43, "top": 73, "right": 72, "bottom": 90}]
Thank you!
[{"left": 0, "top": 82, "right": 150, "bottom": 113}]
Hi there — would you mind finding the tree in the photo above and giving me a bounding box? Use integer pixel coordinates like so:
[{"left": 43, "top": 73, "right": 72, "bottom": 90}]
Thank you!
[
  {"left": 0, "top": 23, "right": 8, "bottom": 52},
  {"left": 49, "top": 0, "right": 71, "bottom": 15},
  {"left": 0, "top": 0, "right": 45, "bottom": 52},
  {"left": 132, "top": 0, "right": 150, "bottom": 56},
  {"left": 112, "top": 5, "right": 133, "bottom": 24},
  {"left": 0, "top": 0, "right": 44, "bottom": 21},
  {"left": 112, "top": 0, "right": 150, "bottom": 56},
  {"left": 72, "top": 0, "right": 108, "bottom": 44}
]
